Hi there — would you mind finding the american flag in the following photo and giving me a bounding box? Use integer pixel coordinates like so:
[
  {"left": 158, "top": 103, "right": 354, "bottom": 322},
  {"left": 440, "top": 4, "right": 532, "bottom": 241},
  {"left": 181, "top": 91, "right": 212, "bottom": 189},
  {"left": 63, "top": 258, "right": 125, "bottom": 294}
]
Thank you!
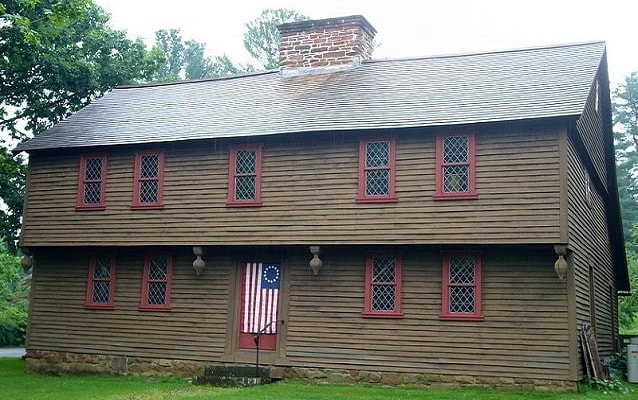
[{"left": 241, "top": 262, "right": 280, "bottom": 334}]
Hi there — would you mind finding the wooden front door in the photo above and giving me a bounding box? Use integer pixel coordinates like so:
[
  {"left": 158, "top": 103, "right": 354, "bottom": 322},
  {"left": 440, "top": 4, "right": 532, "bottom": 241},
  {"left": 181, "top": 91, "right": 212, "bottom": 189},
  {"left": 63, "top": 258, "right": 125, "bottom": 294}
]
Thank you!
[{"left": 238, "top": 262, "right": 281, "bottom": 350}]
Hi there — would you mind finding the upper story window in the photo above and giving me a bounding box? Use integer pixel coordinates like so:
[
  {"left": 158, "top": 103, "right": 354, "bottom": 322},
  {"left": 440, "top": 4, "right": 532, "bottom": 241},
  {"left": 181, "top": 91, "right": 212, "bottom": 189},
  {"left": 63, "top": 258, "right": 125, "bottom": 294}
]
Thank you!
[
  {"left": 357, "top": 138, "right": 397, "bottom": 202},
  {"left": 363, "top": 253, "right": 403, "bottom": 318},
  {"left": 77, "top": 154, "right": 107, "bottom": 210},
  {"left": 139, "top": 254, "right": 173, "bottom": 311},
  {"left": 434, "top": 133, "right": 477, "bottom": 200},
  {"left": 440, "top": 252, "right": 483, "bottom": 321},
  {"left": 85, "top": 254, "right": 116, "bottom": 309},
  {"left": 227, "top": 144, "right": 263, "bottom": 206},
  {"left": 133, "top": 151, "right": 164, "bottom": 209}
]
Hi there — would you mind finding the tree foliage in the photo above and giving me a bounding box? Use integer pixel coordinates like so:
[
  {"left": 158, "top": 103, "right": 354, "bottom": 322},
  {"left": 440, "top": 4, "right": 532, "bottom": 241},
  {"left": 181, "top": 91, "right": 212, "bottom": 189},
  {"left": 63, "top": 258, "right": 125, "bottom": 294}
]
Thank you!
[
  {"left": 0, "top": 247, "right": 29, "bottom": 346},
  {"left": 0, "top": 0, "right": 161, "bottom": 139},
  {"left": 0, "top": 150, "right": 26, "bottom": 254},
  {"left": 243, "top": 8, "right": 308, "bottom": 70},
  {"left": 151, "top": 28, "right": 251, "bottom": 82},
  {"left": 0, "top": 0, "right": 162, "bottom": 251},
  {"left": 613, "top": 72, "right": 638, "bottom": 243},
  {"left": 614, "top": 72, "right": 638, "bottom": 333}
]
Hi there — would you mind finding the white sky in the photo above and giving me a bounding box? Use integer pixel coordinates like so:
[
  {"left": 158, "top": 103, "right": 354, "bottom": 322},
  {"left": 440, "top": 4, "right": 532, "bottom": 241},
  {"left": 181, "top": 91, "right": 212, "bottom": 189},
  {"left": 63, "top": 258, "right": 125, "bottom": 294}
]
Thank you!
[{"left": 94, "top": 0, "right": 637, "bottom": 86}]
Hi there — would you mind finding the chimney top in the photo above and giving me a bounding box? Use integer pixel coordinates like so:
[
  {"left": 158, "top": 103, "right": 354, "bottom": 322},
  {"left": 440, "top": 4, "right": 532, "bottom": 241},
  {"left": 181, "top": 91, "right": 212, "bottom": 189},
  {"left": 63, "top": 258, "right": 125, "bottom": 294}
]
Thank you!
[{"left": 278, "top": 15, "right": 377, "bottom": 75}]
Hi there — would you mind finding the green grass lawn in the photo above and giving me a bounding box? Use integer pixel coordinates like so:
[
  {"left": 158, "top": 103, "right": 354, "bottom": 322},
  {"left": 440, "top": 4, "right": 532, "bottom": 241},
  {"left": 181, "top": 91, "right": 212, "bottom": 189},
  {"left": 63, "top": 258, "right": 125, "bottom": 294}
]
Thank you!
[{"left": 1, "top": 357, "right": 636, "bottom": 400}]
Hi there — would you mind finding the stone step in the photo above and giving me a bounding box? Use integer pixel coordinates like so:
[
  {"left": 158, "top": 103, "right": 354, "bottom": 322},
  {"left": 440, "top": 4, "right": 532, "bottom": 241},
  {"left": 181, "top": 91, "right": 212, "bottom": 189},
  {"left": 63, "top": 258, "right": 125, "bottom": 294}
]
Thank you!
[{"left": 193, "top": 365, "right": 276, "bottom": 387}]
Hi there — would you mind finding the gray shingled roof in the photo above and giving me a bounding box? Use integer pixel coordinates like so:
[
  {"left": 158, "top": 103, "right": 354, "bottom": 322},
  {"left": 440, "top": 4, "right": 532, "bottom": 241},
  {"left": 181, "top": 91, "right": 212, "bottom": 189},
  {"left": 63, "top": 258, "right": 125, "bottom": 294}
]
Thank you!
[{"left": 14, "top": 41, "right": 605, "bottom": 152}]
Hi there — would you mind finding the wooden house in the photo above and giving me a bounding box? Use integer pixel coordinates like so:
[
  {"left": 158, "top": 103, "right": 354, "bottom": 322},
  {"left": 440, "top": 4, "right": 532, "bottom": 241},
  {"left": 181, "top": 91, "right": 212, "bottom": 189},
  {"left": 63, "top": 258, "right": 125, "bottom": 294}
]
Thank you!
[{"left": 14, "top": 15, "right": 629, "bottom": 389}]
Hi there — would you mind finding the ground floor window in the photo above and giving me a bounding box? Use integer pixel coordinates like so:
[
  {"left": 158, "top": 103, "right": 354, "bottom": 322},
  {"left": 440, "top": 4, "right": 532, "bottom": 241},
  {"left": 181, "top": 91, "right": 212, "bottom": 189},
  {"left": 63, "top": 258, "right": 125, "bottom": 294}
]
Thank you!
[
  {"left": 85, "top": 254, "right": 116, "bottom": 309},
  {"left": 440, "top": 252, "right": 483, "bottom": 321},
  {"left": 139, "top": 254, "right": 173, "bottom": 311},
  {"left": 363, "top": 253, "right": 403, "bottom": 318}
]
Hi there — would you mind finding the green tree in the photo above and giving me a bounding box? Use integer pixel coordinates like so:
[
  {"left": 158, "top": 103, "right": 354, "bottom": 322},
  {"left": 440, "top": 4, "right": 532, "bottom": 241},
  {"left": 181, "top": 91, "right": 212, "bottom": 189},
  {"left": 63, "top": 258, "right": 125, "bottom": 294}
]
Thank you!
[
  {"left": 0, "top": 246, "right": 29, "bottom": 346},
  {"left": 614, "top": 72, "right": 638, "bottom": 333},
  {"left": 0, "top": 0, "right": 160, "bottom": 139},
  {"left": 613, "top": 72, "right": 638, "bottom": 243},
  {"left": 151, "top": 28, "right": 246, "bottom": 81},
  {"left": 152, "top": 28, "right": 185, "bottom": 81},
  {"left": 0, "top": 150, "right": 26, "bottom": 254},
  {"left": 243, "top": 8, "right": 308, "bottom": 70},
  {"left": 0, "top": 0, "right": 160, "bottom": 250}
]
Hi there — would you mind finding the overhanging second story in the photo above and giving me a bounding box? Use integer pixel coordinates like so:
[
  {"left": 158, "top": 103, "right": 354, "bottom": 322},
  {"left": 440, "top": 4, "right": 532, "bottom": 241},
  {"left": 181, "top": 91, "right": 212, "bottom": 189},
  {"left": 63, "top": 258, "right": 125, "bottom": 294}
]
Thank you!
[{"left": 13, "top": 20, "right": 618, "bottom": 249}]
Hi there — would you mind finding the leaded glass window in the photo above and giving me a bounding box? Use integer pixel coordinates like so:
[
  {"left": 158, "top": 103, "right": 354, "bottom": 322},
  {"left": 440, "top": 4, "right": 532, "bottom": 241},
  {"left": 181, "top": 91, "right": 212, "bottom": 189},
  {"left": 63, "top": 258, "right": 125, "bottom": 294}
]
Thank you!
[
  {"left": 364, "top": 253, "right": 402, "bottom": 317},
  {"left": 234, "top": 149, "right": 257, "bottom": 200},
  {"left": 139, "top": 155, "right": 159, "bottom": 203},
  {"left": 140, "top": 255, "right": 172, "bottom": 310},
  {"left": 435, "top": 134, "right": 477, "bottom": 199},
  {"left": 228, "top": 145, "right": 262, "bottom": 205},
  {"left": 448, "top": 256, "right": 475, "bottom": 313},
  {"left": 371, "top": 256, "right": 396, "bottom": 311},
  {"left": 441, "top": 253, "right": 483, "bottom": 320},
  {"left": 77, "top": 154, "right": 106, "bottom": 209},
  {"left": 133, "top": 152, "right": 164, "bottom": 207},
  {"left": 366, "top": 141, "right": 389, "bottom": 196},
  {"left": 442, "top": 136, "right": 469, "bottom": 192},
  {"left": 358, "top": 139, "right": 396, "bottom": 201},
  {"left": 85, "top": 255, "right": 115, "bottom": 309}
]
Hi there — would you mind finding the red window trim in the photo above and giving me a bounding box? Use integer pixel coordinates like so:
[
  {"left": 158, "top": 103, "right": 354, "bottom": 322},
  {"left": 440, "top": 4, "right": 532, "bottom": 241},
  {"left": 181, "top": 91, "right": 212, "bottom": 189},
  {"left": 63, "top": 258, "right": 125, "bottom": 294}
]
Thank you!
[
  {"left": 357, "top": 137, "right": 397, "bottom": 203},
  {"left": 132, "top": 151, "right": 165, "bottom": 209},
  {"left": 85, "top": 254, "right": 116, "bottom": 310},
  {"left": 434, "top": 133, "right": 478, "bottom": 200},
  {"left": 139, "top": 253, "right": 173, "bottom": 311},
  {"left": 362, "top": 252, "right": 403, "bottom": 318},
  {"left": 76, "top": 153, "right": 107, "bottom": 210},
  {"left": 227, "top": 144, "right": 263, "bottom": 207},
  {"left": 440, "top": 252, "right": 483, "bottom": 321}
]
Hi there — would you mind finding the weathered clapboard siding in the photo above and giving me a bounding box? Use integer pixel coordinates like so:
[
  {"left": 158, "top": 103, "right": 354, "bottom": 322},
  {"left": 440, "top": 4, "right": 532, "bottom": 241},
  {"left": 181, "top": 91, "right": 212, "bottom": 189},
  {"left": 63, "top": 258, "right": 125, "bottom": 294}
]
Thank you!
[
  {"left": 27, "top": 244, "right": 570, "bottom": 380},
  {"left": 566, "top": 137, "right": 616, "bottom": 359},
  {"left": 21, "top": 125, "right": 562, "bottom": 247},
  {"left": 285, "top": 246, "right": 570, "bottom": 381},
  {"left": 575, "top": 71, "right": 608, "bottom": 191},
  {"left": 27, "top": 248, "right": 232, "bottom": 361}
]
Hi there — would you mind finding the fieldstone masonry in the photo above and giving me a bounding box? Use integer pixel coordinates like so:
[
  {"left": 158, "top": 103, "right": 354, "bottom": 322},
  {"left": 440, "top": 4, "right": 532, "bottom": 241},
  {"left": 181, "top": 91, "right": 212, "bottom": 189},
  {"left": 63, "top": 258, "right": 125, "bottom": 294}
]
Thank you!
[{"left": 25, "top": 350, "right": 577, "bottom": 390}]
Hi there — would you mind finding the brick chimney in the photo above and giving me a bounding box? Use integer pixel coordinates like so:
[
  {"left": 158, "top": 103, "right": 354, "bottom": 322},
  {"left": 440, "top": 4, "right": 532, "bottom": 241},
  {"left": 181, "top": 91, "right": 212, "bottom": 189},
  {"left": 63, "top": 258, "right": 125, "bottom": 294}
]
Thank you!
[{"left": 278, "top": 15, "right": 377, "bottom": 73}]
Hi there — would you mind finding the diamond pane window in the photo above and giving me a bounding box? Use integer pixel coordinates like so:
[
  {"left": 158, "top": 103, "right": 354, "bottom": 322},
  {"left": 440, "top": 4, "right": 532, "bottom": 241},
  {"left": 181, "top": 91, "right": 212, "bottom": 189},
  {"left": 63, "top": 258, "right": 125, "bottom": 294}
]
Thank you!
[
  {"left": 449, "top": 286, "right": 475, "bottom": 313},
  {"left": 358, "top": 138, "right": 396, "bottom": 202},
  {"left": 236, "top": 150, "right": 256, "bottom": 174},
  {"left": 140, "top": 180, "right": 159, "bottom": 203},
  {"left": 435, "top": 133, "right": 477, "bottom": 199},
  {"left": 443, "top": 136, "right": 468, "bottom": 163},
  {"left": 235, "top": 176, "right": 256, "bottom": 200},
  {"left": 140, "top": 254, "right": 173, "bottom": 311},
  {"left": 363, "top": 253, "right": 402, "bottom": 317},
  {"left": 133, "top": 152, "right": 164, "bottom": 208},
  {"left": 77, "top": 154, "right": 107, "bottom": 209},
  {"left": 228, "top": 145, "right": 263, "bottom": 206},
  {"left": 140, "top": 155, "right": 159, "bottom": 178},
  {"left": 366, "top": 170, "right": 390, "bottom": 196},
  {"left": 441, "top": 253, "right": 483, "bottom": 320},
  {"left": 85, "top": 255, "right": 116, "bottom": 309},
  {"left": 366, "top": 141, "right": 389, "bottom": 167}
]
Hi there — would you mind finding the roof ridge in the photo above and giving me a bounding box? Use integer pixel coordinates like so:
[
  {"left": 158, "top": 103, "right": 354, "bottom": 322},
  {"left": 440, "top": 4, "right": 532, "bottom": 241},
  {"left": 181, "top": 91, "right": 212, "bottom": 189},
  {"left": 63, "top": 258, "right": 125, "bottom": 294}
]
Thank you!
[
  {"left": 116, "top": 69, "right": 278, "bottom": 89},
  {"left": 365, "top": 40, "right": 606, "bottom": 65}
]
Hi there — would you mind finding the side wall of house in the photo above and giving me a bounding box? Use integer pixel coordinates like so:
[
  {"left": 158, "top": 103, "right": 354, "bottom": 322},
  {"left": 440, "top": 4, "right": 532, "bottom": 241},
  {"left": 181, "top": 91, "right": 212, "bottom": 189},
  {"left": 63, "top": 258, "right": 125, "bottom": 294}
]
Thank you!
[
  {"left": 20, "top": 124, "right": 562, "bottom": 247},
  {"left": 26, "top": 245, "right": 571, "bottom": 384},
  {"left": 568, "top": 71, "right": 618, "bottom": 364}
]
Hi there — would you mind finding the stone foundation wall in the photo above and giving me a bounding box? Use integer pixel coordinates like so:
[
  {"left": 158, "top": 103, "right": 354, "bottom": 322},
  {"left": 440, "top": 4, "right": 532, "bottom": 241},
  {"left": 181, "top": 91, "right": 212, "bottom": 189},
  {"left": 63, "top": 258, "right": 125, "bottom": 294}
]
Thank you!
[
  {"left": 25, "top": 350, "right": 577, "bottom": 391},
  {"left": 25, "top": 350, "right": 205, "bottom": 377},
  {"left": 281, "top": 367, "right": 577, "bottom": 391}
]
